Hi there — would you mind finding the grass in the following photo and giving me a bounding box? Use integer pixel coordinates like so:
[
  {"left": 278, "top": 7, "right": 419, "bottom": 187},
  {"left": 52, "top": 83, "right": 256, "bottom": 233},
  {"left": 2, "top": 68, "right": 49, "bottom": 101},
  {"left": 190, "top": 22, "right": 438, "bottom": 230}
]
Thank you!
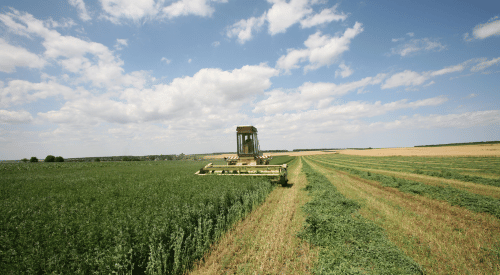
[
  {"left": 0, "top": 161, "right": 274, "bottom": 274},
  {"left": 299, "top": 159, "right": 424, "bottom": 274}
]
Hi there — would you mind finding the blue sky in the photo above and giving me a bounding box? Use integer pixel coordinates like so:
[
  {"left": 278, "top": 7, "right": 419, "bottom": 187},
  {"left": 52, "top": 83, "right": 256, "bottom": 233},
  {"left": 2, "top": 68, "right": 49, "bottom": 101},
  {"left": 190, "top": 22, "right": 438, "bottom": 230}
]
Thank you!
[{"left": 0, "top": 0, "right": 499, "bottom": 159}]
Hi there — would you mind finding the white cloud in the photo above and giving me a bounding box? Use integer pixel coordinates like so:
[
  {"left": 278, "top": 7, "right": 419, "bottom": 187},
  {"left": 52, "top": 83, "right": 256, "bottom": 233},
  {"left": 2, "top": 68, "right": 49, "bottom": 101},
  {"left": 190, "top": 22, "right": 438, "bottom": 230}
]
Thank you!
[
  {"left": 114, "top": 38, "right": 128, "bottom": 50},
  {"left": 382, "top": 70, "right": 428, "bottom": 89},
  {"left": 406, "top": 32, "right": 414, "bottom": 37},
  {"left": 226, "top": 1, "right": 348, "bottom": 44},
  {"left": 299, "top": 4, "right": 347, "bottom": 28},
  {"left": 212, "top": 41, "right": 220, "bottom": 47},
  {"left": 161, "top": 57, "right": 171, "bottom": 64},
  {"left": 373, "top": 110, "right": 500, "bottom": 130},
  {"left": 470, "top": 57, "right": 500, "bottom": 72},
  {"left": 188, "top": 58, "right": 192, "bottom": 63},
  {"left": 392, "top": 38, "right": 404, "bottom": 42},
  {"left": 335, "top": 62, "right": 353, "bottom": 78},
  {"left": 0, "top": 8, "right": 149, "bottom": 90},
  {"left": 276, "top": 22, "right": 363, "bottom": 73},
  {"left": 472, "top": 17, "right": 500, "bottom": 39},
  {"left": 390, "top": 38, "right": 446, "bottom": 57},
  {"left": 267, "top": 0, "right": 313, "bottom": 35},
  {"left": 431, "top": 64, "right": 464, "bottom": 76},
  {"left": 0, "top": 80, "right": 77, "bottom": 108},
  {"left": 98, "top": 0, "right": 227, "bottom": 23},
  {"left": 252, "top": 96, "right": 449, "bottom": 142},
  {"left": 423, "top": 81, "right": 435, "bottom": 87},
  {"left": 0, "top": 38, "right": 46, "bottom": 73},
  {"left": 68, "top": 0, "right": 92, "bottom": 21},
  {"left": 254, "top": 73, "right": 387, "bottom": 114},
  {"left": 0, "top": 109, "right": 33, "bottom": 124},
  {"left": 163, "top": 0, "right": 226, "bottom": 19},
  {"left": 226, "top": 13, "right": 267, "bottom": 44},
  {"left": 382, "top": 63, "right": 465, "bottom": 90},
  {"left": 37, "top": 63, "right": 279, "bottom": 125}
]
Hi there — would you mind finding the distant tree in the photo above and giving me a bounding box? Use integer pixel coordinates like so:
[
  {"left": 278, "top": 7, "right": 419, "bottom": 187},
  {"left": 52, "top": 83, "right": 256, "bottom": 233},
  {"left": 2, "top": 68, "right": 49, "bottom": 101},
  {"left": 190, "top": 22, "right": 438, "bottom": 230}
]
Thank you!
[
  {"left": 94, "top": 158, "right": 100, "bottom": 162},
  {"left": 45, "top": 155, "right": 56, "bottom": 162},
  {"left": 55, "top": 156, "right": 64, "bottom": 162},
  {"left": 30, "top": 157, "right": 38, "bottom": 163},
  {"left": 21, "top": 158, "right": 29, "bottom": 163},
  {"left": 122, "top": 156, "right": 131, "bottom": 161}
]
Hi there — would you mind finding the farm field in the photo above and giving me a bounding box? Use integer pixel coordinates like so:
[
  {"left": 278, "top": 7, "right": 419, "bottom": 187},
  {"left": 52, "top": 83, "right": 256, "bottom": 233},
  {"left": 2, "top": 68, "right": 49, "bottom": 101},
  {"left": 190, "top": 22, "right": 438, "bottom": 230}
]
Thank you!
[
  {"left": 303, "top": 153, "right": 500, "bottom": 274},
  {"left": 2, "top": 145, "right": 500, "bottom": 274},
  {"left": 0, "top": 161, "right": 275, "bottom": 274}
]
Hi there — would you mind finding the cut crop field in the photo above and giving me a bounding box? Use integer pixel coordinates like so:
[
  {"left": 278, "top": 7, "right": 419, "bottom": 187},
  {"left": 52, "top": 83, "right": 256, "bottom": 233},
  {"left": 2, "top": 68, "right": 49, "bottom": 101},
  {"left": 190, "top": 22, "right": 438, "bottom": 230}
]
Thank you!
[
  {"left": 0, "top": 161, "right": 274, "bottom": 274},
  {"left": 303, "top": 154, "right": 500, "bottom": 274}
]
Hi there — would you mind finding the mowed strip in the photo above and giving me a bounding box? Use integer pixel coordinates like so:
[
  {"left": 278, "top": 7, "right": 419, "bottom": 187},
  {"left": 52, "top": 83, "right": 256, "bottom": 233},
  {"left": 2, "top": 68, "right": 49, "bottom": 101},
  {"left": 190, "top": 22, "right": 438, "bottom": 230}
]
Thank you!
[
  {"left": 190, "top": 158, "right": 318, "bottom": 274},
  {"left": 304, "top": 158, "right": 500, "bottom": 274},
  {"left": 311, "top": 157, "right": 500, "bottom": 199}
]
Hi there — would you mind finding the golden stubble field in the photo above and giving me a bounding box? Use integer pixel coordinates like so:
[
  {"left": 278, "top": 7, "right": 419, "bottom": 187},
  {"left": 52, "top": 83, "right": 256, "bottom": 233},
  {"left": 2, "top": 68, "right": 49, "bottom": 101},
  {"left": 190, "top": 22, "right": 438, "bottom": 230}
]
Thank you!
[{"left": 205, "top": 144, "right": 500, "bottom": 159}]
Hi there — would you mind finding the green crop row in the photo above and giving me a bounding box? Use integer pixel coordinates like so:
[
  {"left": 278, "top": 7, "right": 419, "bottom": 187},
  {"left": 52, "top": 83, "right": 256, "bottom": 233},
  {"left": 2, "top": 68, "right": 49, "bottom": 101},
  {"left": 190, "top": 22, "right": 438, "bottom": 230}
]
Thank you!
[
  {"left": 413, "top": 169, "right": 500, "bottom": 187},
  {"left": 0, "top": 161, "right": 274, "bottom": 274},
  {"left": 299, "top": 160, "right": 424, "bottom": 274},
  {"left": 307, "top": 157, "right": 500, "bottom": 219},
  {"left": 268, "top": 155, "right": 296, "bottom": 165}
]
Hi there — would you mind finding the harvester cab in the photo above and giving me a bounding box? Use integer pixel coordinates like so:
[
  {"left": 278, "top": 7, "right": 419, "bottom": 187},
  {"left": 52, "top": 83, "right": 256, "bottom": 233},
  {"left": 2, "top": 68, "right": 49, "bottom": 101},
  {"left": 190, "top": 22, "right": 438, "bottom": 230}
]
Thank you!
[{"left": 196, "top": 126, "right": 288, "bottom": 185}]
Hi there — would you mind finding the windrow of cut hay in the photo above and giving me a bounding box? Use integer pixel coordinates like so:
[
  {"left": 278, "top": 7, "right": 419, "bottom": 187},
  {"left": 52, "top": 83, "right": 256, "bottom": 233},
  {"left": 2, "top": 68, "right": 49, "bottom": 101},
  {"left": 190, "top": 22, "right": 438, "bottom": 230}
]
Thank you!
[
  {"left": 298, "top": 159, "right": 424, "bottom": 274},
  {"left": 0, "top": 161, "right": 274, "bottom": 274}
]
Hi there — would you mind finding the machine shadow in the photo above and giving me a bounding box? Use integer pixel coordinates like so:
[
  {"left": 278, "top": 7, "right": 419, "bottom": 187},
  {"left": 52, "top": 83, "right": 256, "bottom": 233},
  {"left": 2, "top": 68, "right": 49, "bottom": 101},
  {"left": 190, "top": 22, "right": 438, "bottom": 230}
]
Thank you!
[{"left": 281, "top": 182, "right": 294, "bottom": 188}]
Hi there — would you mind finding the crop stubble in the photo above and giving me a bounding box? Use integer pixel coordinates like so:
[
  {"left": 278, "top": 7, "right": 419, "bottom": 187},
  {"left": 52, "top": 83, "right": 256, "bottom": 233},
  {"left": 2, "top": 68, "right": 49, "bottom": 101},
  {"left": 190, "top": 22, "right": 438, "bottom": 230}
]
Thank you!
[
  {"left": 304, "top": 156, "right": 500, "bottom": 274},
  {"left": 190, "top": 158, "right": 318, "bottom": 274}
]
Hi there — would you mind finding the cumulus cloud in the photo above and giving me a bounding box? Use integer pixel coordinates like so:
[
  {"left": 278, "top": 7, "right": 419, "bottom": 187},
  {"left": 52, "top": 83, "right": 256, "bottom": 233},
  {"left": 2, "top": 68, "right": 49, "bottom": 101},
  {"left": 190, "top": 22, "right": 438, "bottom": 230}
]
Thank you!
[
  {"left": 226, "top": 13, "right": 267, "bottom": 44},
  {"left": 472, "top": 16, "right": 500, "bottom": 39},
  {"left": 0, "top": 8, "right": 149, "bottom": 90},
  {"left": 390, "top": 38, "right": 446, "bottom": 57},
  {"left": 335, "top": 62, "right": 353, "bottom": 78},
  {"left": 0, "top": 80, "right": 77, "bottom": 108},
  {"left": 251, "top": 96, "right": 449, "bottom": 143},
  {"left": 0, "top": 109, "right": 33, "bottom": 124},
  {"left": 99, "top": 0, "right": 227, "bottom": 23},
  {"left": 0, "top": 38, "right": 46, "bottom": 73},
  {"left": 226, "top": 1, "right": 347, "bottom": 43},
  {"left": 300, "top": 4, "right": 347, "bottom": 28},
  {"left": 276, "top": 22, "right": 363, "bottom": 73},
  {"left": 254, "top": 73, "right": 387, "bottom": 114},
  {"left": 37, "top": 63, "right": 278, "bottom": 125},
  {"left": 68, "top": 0, "right": 92, "bottom": 21},
  {"left": 382, "top": 63, "right": 467, "bottom": 90},
  {"left": 114, "top": 38, "right": 128, "bottom": 50}
]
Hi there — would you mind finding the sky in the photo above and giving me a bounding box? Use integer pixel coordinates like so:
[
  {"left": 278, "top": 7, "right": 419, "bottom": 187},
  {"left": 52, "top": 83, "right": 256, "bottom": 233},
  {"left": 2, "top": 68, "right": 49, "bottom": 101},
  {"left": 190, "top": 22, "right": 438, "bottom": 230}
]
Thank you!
[{"left": 0, "top": 0, "right": 499, "bottom": 159}]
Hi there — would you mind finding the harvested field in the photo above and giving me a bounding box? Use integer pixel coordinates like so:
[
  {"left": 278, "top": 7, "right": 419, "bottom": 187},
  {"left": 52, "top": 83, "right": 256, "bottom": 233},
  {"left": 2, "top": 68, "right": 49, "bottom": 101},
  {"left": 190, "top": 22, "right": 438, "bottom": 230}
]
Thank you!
[
  {"left": 340, "top": 144, "right": 500, "bottom": 157},
  {"left": 190, "top": 158, "right": 318, "bottom": 274},
  {"left": 304, "top": 154, "right": 500, "bottom": 274}
]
